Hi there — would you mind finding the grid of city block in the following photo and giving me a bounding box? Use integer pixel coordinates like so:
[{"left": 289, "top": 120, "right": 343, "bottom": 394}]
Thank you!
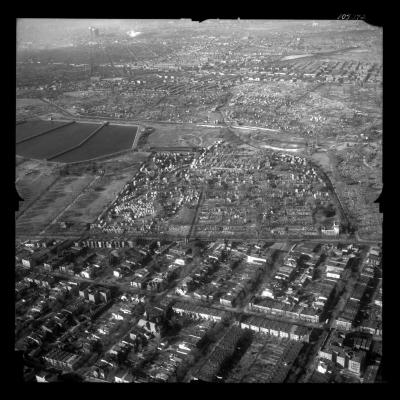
[{"left": 15, "top": 18, "right": 382, "bottom": 383}]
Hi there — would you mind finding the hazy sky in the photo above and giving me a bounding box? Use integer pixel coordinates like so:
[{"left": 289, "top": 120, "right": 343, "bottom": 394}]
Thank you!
[{"left": 17, "top": 18, "right": 377, "bottom": 50}]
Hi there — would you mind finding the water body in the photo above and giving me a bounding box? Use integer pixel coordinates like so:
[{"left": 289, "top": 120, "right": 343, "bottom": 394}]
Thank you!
[
  {"left": 281, "top": 54, "right": 313, "bottom": 61},
  {"left": 261, "top": 144, "right": 302, "bottom": 153}
]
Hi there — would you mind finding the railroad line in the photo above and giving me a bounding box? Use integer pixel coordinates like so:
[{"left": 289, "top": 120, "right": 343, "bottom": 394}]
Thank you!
[
  {"left": 40, "top": 97, "right": 76, "bottom": 118},
  {"left": 39, "top": 174, "right": 103, "bottom": 235},
  {"left": 186, "top": 184, "right": 206, "bottom": 242}
]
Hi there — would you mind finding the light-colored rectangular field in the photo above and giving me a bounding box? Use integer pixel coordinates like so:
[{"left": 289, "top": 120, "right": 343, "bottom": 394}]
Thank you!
[
  {"left": 60, "top": 171, "right": 137, "bottom": 224},
  {"left": 16, "top": 171, "right": 59, "bottom": 216},
  {"left": 16, "top": 98, "right": 45, "bottom": 108},
  {"left": 16, "top": 174, "right": 94, "bottom": 234},
  {"left": 146, "top": 124, "right": 222, "bottom": 148}
]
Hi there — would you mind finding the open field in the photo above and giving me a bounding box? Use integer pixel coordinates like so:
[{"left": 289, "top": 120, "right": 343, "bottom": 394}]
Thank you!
[
  {"left": 16, "top": 158, "right": 62, "bottom": 218},
  {"left": 16, "top": 171, "right": 60, "bottom": 218},
  {"left": 281, "top": 54, "right": 313, "bottom": 61},
  {"left": 32, "top": 154, "right": 147, "bottom": 236},
  {"left": 15, "top": 153, "right": 145, "bottom": 237},
  {"left": 168, "top": 205, "right": 196, "bottom": 225},
  {"left": 55, "top": 171, "right": 137, "bottom": 225},
  {"left": 311, "top": 151, "right": 332, "bottom": 170},
  {"left": 16, "top": 98, "right": 45, "bottom": 108},
  {"left": 96, "top": 151, "right": 150, "bottom": 171},
  {"left": 16, "top": 157, "right": 59, "bottom": 181},
  {"left": 52, "top": 124, "right": 137, "bottom": 163},
  {"left": 16, "top": 174, "right": 94, "bottom": 236},
  {"left": 311, "top": 144, "right": 382, "bottom": 241},
  {"left": 146, "top": 124, "right": 222, "bottom": 148},
  {"left": 249, "top": 131, "right": 306, "bottom": 144},
  {"left": 318, "top": 83, "right": 381, "bottom": 119},
  {"left": 16, "top": 98, "right": 55, "bottom": 120},
  {"left": 233, "top": 129, "right": 307, "bottom": 152},
  {"left": 319, "top": 48, "right": 382, "bottom": 64}
]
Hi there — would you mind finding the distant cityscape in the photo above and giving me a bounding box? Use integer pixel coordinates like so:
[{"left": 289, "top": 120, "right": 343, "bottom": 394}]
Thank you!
[{"left": 16, "top": 18, "right": 382, "bottom": 383}]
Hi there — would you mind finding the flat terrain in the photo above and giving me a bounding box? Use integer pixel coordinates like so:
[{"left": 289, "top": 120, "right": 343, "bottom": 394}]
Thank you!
[
  {"left": 16, "top": 174, "right": 94, "bottom": 235},
  {"left": 16, "top": 171, "right": 59, "bottom": 218},
  {"left": 168, "top": 206, "right": 196, "bottom": 225},
  {"left": 15, "top": 152, "right": 149, "bottom": 239},
  {"left": 16, "top": 120, "right": 67, "bottom": 141},
  {"left": 311, "top": 152, "right": 331, "bottom": 171},
  {"left": 16, "top": 98, "right": 55, "bottom": 120},
  {"left": 16, "top": 122, "right": 97, "bottom": 159},
  {"left": 16, "top": 120, "right": 138, "bottom": 163},
  {"left": 319, "top": 48, "right": 382, "bottom": 64},
  {"left": 16, "top": 98, "right": 45, "bottom": 108},
  {"left": 52, "top": 124, "right": 137, "bottom": 163},
  {"left": 56, "top": 171, "right": 138, "bottom": 225},
  {"left": 16, "top": 158, "right": 62, "bottom": 219},
  {"left": 16, "top": 157, "right": 59, "bottom": 182},
  {"left": 98, "top": 151, "right": 150, "bottom": 171},
  {"left": 146, "top": 124, "right": 222, "bottom": 148}
]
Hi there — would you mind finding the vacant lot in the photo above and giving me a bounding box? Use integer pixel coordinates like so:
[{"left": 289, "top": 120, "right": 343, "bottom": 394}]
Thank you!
[
  {"left": 16, "top": 98, "right": 45, "bottom": 108},
  {"left": 16, "top": 98, "right": 54, "bottom": 120},
  {"left": 59, "top": 171, "right": 136, "bottom": 225},
  {"left": 168, "top": 205, "right": 196, "bottom": 225},
  {"left": 311, "top": 152, "right": 332, "bottom": 172},
  {"left": 147, "top": 124, "right": 221, "bottom": 148},
  {"left": 16, "top": 158, "right": 61, "bottom": 219},
  {"left": 16, "top": 158, "right": 59, "bottom": 181},
  {"left": 16, "top": 171, "right": 60, "bottom": 218},
  {"left": 16, "top": 174, "right": 94, "bottom": 236}
]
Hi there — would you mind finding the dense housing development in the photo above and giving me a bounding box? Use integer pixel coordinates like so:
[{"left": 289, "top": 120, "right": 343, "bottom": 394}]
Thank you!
[
  {"left": 16, "top": 19, "right": 382, "bottom": 383},
  {"left": 15, "top": 237, "right": 382, "bottom": 383}
]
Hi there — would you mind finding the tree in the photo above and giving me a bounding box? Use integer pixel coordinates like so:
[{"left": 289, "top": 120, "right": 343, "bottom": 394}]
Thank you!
[
  {"left": 324, "top": 203, "right": 336, "bottom": 218},
  {"left": 312, "top": 268, "right": 322, "bottom": 281},
  {"left": 59, "top": 165, "right": 69, "bottom": 176},
  {"left": 92, "top": 340, "right": 103, "bottom": 354}
]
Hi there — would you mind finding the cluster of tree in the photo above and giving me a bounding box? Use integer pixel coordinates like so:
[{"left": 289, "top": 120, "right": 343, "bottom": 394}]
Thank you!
[
  {"left": 216, "top": 330, "right": 252, "bottom": 381},
  {"left": 59, "top": 166, "right": 70, "bottom": 176}
]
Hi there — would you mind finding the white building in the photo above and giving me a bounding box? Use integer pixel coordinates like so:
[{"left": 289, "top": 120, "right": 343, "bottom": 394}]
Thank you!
[{"left": 322, "top": 221, "right": 340, "bottom": 236}]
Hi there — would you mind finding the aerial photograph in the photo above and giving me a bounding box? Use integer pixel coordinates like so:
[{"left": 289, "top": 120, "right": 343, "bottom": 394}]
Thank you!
[{"left": 15, "top": 18, "right": 383, "bottom": 383}]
